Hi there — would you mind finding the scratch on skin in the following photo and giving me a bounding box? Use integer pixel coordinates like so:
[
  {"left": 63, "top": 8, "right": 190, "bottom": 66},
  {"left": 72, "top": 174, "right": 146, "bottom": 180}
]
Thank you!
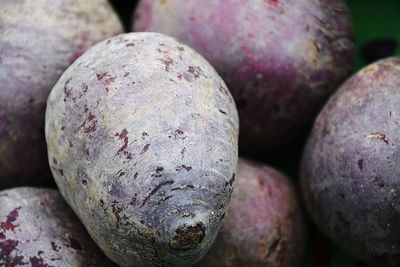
[
  {"left": 141, "top": 180, "right": 175, "bottom": 207},
  {"left": 366, "top": 132, "right": 389, "bottom": 145}
]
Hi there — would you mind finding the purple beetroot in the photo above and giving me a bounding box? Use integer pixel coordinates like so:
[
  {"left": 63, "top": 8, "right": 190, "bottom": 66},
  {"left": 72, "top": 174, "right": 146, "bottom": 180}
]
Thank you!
[
  {"left": 0, "top": 187, "right": 116, "bottom": 267},
  {"left": 0, "top": 0, "right": 123, "bottom": 188},
  {"left": 196, "top": 159, "right": 306, "bottom": 267},
  {"left": 133, "top": 0, "right": 355, "bottom": 155},
  {"left": 301, "top": 57, "right": 400, "bottom": 266},
  {"left": 45, "top": 32, "right": 239, "bottom": 266}
]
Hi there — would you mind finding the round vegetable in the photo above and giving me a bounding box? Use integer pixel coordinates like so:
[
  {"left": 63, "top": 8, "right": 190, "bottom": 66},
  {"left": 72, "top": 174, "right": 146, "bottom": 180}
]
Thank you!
[
  {"left": 0, "top": 0, "right": 123, "bottom": 188},
  {"left": 45, "top": 32, "right": 239, "bottom": 267},
  {"left": 196, "top": 159, "right": 306, "bottom": 267},
  {"left": 133, "top": 0, "right": 355, "bottom": 155},
  {"left": 0, "top": 187, "right": 115, "bottom": 267},
  {"left": 301, "top": 57, "right": 400, "bottom": 266}
]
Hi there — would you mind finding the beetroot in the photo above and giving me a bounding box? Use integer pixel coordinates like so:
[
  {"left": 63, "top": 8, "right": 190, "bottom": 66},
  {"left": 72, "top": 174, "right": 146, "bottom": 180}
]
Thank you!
[
  {"left": 197, "top": 159, "right": 306, "bottom": 267},
  {"left": 0, "top": 0, "right": 123, "bottom": 188},
  {"left": 45, "top": 32, "right": 239, "bottom": 266},
  {"left": 301, "top": 57, "right": 400, "bottom": 266},
  {"left": 0, "top": 187, "right": 116, "bottom": 267},
  {"left": 133, "top": 0, "right": 355, "bottom": 155}
]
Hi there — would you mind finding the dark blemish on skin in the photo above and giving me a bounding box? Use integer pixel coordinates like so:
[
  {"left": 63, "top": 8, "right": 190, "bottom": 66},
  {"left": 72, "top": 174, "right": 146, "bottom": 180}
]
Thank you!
[
  {"left": 82, "top": 180, "right": 87, "bottom": 185},
  {"left": 37, "top": 251, "right": 44, "bottom": 256},
  {"left": 68, "top": 238, "right": 82, "bottom": 251},
  {"left": 116, "top": 129, "right": 129, "bottom": 154},
  {"left": 63, "top": 78, "right": 73, "bottom": 101},
  {"left": 1, "top": 239, "right": 22, "bottom": 265},
  {"left": 181, "top": 147, "right": 186, "bottom": 159},
  {"left": 177, "top": 46, "right": 184, "bottom": 51},
  {"left": 0, "top": 233, "right": 5, "bottom": 239},
  {"left": 124, "top": 72, "right": 130, "bottom": 77},
  {"left": 218, "top": 109, "right": 227, "bottom": 115},
  {"left": 177, "top": 72, "right": 183, "bottom": 79},
  {"left": 141, "top": 180, "right": 175, "bottom": 207},
  {"left": 265, "top": 236, "right": 281, "bottom": 259},
  {"left": 112, "top": 204, "right": 123, "bottom": 224},
  {"left": 134, "top": 172, "right": 138, "bottom": 179},
  {"left": 59, "top": 169, "right": 64, "bottom": 176},
  {"left": 0, "top": 207, "right": 21, "bottom": 232},
  {"left": 140, "top": 144, "right": 150, "bottom": 155},
  {"left": 60, "top": 126, "right": 65, "bottom": 131},
  {"left": 219, "top": 213, "right": 226, "bottom": 222},
  {"left": 30, "top": 255, "right": 50, "bottom": 267},
  {"left": 366, "top": 132, "right": 389, "bottom": 145},
  {"left": 225, "top": 174, "right": 235, "bottom": 187},
  {"left": 358, "top": 159, "right": 364, "bottom": 171},
  {"left": 187, "top": 66, "right": 205, "bottom": 78},
  {"left": 69, "top": 141, "right": 73, "bottom": 147},
  {"left": 52, "top": 158, "right": 58, "bottom": 165},
  {"left": 182, "top": 165, "right": 192, "bottom": 172},
  {"left": 158, "top": 195, "right": 174, "bottom": 205},
  {"left": 28, "top": 98, "right": 34, "bottom": 104},
  {"left": 130, "top": 194, "right": 137, "bottom": 206},
  {"left": 152, "top": 167, "right": 164, "bottom": 178},
  {"left": 51, "top": 241, "right": 60, "bottom": 252},
  {"left": 126, "top": 43, "right": 135, "bottom": 47},
  {"left": 373, "top": 176, "right": 385, "bottom": 188},
  {"left": 169, "top": 223, "right": 205, "bottom": 250}
]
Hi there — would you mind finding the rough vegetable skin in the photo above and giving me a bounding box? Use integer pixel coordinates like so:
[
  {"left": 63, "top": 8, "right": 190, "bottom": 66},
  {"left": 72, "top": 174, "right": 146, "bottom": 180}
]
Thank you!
[
  {"left": 45, "top": 32, "right": 239, "bottom": 266},
  {"left": 0, "top": 0, "right": 123, "bottom": 188},
  {"left": 133, "top": 0, "right": 355, "bottom": 155},
  {"left": 0, "top": 187, "right": 116, "bottom": 267},
  {"left": 301, "top": 57, "right": 400, "bottom": 266},
  {"left": 196, "top": 158, "right": 306, "bottom": 267}
]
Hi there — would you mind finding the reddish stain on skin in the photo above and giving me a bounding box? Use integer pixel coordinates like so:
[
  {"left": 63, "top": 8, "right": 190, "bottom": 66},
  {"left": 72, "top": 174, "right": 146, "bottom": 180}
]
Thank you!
[
  {"left": 30, "top": 255, "right": 50, "bottom": 267},
  {"left": 0, "top": 207, "right": 21, "bottom": 232},
  {"left": 187, "top": 66, "right": 205, "bottom": 78},
  {"left": 160, "top": 57, "right": 174, "bottom": 72},
  {"left": 1, "top": 239, "right": 23, "bottom": 266},
  {"left": 116, "top": 129, "right": 129, "bottom": 154},
  {"left": 140, "top": 144, "right": 150, "bottom": 155},
  {"left": 96, "top": 72, "right": 116, "bottom": 85},
  {"left": 84, "top": 113, "right": 97, "bottom": 133},
  {"left": 0, "top": 233, "right": 5, "bottom": 239}
]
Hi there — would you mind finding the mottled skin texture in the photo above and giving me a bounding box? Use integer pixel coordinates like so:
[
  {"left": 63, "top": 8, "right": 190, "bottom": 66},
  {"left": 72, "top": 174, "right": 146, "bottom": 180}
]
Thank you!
[
  {"left": 0, "top": 187, "right": 116, "bottom": 267},
  {"left": 45, "top": 32, "right": 239, "bottom": 266},
  {"left": 133, "top": 0, "right": 355, "bottom": 155},
  {"left": 0, "top": 0, "right": 123, "bottom": 188},
  {"left": 301, "top": 57, "right": 400, "bottom": 267},
  {"left": 196, "top": 159, "right": 306, "bottom": 267}
]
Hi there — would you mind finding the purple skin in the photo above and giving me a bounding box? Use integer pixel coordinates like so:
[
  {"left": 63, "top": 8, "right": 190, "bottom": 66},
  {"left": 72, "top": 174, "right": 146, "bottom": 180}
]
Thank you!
[
  {"left": 0, "top": 0, "right": 123, "bottom": 188},
  {"left": 45, "top": 32, "right": 239, "bottom": 266},
  {"left": 301, "top": 57, "right": 400, "bottom": 266},
  {"left": 0, "top": 187, "right": 116, "bottom": 267},
  {"left": 196, "top": 159, "right": 306, "bottom": 267},
  {"left": 133, "top": 0, "right": 355, "bottom": 155}
]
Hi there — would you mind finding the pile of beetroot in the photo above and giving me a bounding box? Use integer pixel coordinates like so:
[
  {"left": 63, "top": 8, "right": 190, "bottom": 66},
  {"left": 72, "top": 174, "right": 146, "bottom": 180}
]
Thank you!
[{"left": 1, "top": 0, "right": 399, "bottom": 266}]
